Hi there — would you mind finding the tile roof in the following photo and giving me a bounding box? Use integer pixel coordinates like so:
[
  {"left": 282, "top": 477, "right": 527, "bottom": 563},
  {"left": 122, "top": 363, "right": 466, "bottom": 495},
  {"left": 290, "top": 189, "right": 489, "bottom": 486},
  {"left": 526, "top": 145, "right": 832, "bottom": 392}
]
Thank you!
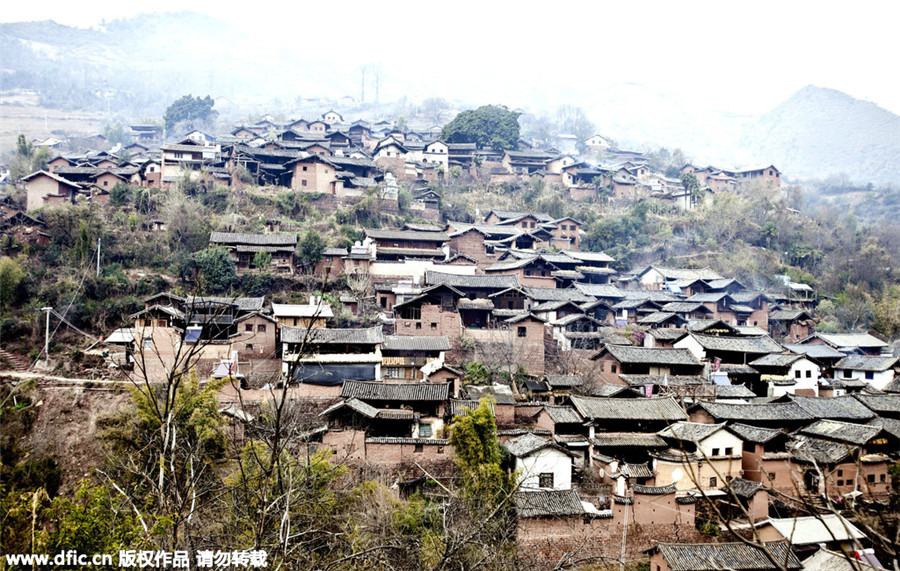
[
  {"left": 449, "top": 399, "right": 493, "bottom": 417},
  {"left": 809, "top": 332, "right": 888, "bottom": 349},
  {"left": 541, "top": 405, "right": 582, "bottom": 424},
  {"left": 654, "top": 542, "right": 801, "bottom": 570},
  {"left": 382, "top": 335, "right": 451, "bottom": 352},
  {"left": 761, "top": 515, "right": 866, "bottom": 545},
  {"left": 749, "top": 353, "right": 804, "bottom": 368},
  {"left": 835, "top": 355, "right": 899, "bottom": 372},
  {"left": 281, "top": 326, "right": 383, "bottom": 345},
  {"left": 505, "top": 433, "right": 568, "bottom": 458},
  {"left": 722, "top": 477, "right": 763, "bottom": 498},
  {"left": 783, "top": 344, "right": 847, "bottom": 359},
  {"left": 632, "top": 483, "right": 677, "bottom": 495},
  {"left": 426, "top": 271, "right": 519, "bottom": 290},
  {"left": 658, "top": 421, "right": 727, "bottom": 442},
  {"left": 573, "top": 283, "right": 626, "bottom": 299},
  {"left": 697, "top": 401, "right": 814, "bottom": 422},
  {"left": 600, "top": 345, "right": 701, "bottom": 366},
  {"left": 686, "top": 333, "right": 783, "bottom": 354},
  {"left": 592, "top": 433, "right": 667, "bottom": 447},
  {"left": 523, "top": 286, "right": 593, "bottom": 302},
  {"left": 789, "top": 436, "right": 855, "bottom": 464},
  {"left": 619, "top": 374, "right": 707, "bottom": 386},
  {"left": 544, "top": 374, "right": 584, "bottom": 387},
  {"left": 515, "top": 489, "right": 585, "bottom": 518},
  {"left": 365, "top": 229, "right": 449, "bottom": 242},
  {"left": 854, "top": 394, "right": 900, "bottom": 415},
  {"left": 209, "top": 232, "right": 298, "bottom": 246},
  {"left": 798, "top": 419, "right": 882, "bottom": 445},
  {"left": 788, "top": 395, "right": 875, "bottom": 421},
  {"left": 340, "top": 381, "right": 451, "bottom": 401},
  {"left": 571, "top": 395, "right": 687, "bottom": 422}
]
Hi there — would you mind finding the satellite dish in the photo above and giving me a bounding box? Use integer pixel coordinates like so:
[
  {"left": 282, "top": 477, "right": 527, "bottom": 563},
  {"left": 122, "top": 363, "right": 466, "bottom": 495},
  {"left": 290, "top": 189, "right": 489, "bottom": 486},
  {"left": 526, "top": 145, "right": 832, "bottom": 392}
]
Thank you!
[
  {"left": 597, "top": 468, "right": 605, "bottom": 479},
  {"left": 672, "top": 468, "right": 684, "bottom": 481}
]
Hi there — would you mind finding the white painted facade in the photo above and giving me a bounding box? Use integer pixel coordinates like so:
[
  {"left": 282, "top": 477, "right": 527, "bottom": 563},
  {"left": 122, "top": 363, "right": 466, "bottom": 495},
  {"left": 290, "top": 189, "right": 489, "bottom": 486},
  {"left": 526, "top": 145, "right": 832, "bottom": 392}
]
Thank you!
[
  {"left": 833, "top": 367, "right": 895, "bottom": 391},
  {"left": 515, "top": 447, "right": 573, "bottom": 491}
]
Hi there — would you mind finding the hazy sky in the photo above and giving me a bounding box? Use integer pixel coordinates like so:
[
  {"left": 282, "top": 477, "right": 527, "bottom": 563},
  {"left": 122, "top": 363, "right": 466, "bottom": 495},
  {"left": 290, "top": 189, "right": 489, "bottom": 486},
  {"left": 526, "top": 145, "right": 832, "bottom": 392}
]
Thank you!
[{"left": 3, "top": 0, "right": 899, "bottom": 115}]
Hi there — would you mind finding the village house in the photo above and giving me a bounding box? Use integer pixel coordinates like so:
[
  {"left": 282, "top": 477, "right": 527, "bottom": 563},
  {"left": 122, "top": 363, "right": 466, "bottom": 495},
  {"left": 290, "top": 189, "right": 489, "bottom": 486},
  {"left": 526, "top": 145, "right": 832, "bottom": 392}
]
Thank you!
[
  {"left": 23, "top": 170, "right": 85, "bottom": 211},
  {"left": 271, "top": 299, "right": 333, "bottom": 330},
  {"left": 381, "top": 335, "right": 450, "bottom": 381},
  {"left": 648, "top": 541, "right": 801, "bottom": 571},
  {"left": 748, "top": 353, "right": 820, "bottom": 397},
  {"left": 281, "top": 326, "right": 384, "bottom": 395},
  {"left": 505, "top": 432, "right": 575, "bottom": 491},
  {"left": 209, "top": 232, "right": 298, "bottom": 274},
  {"left": 591, "top": 345, "right": 703, "bottom": 384},
  {"left": 656, "top": 422, "right": 744, "bottom": 491},
  {"left": 159, "top": 139, "right": 220, "bottom": 184},
  {"left": 832, "top": 355, "right": 899, "bottom": 391}
]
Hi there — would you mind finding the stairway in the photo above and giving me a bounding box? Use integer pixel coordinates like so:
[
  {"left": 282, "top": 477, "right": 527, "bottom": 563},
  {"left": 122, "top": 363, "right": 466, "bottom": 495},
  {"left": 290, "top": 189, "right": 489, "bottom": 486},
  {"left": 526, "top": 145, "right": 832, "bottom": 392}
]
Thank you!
[{"left": 0, "top": 349, "right": 30, "bottom": 372}]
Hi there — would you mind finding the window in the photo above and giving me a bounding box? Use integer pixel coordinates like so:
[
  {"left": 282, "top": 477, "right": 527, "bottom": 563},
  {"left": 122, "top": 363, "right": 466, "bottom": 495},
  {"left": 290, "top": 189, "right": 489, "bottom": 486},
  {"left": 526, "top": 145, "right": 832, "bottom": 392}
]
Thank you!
[
  {"left": 400, "top": 306, "right": 421, "bottom": 320},
  {"left": 838, "top": 469, "right": 843, "bottom": 477},
  {"left": 880, "top": 473, "right": 886, "bottom": 482},
  {"left": 430, "top": 322, "right": 437, "bottom": 329},
  {"left": 539, "top": 473, "right": 554, "bottom": 488},
  {"left": 157, "top": 319, "right": 167, "bottom": 328},
  {"left": 142, "top": 339, "right": 153, "bottom": 350},
  {"left": 806, "top": 370, "right": 812, "bottom": 378},
  {"left": 245, "top": 344, "right": 254, "bottom": 351},
  {"left": 795, "top": 370, "right": 802, "bottom": 379},
  {"left": 518, "top": 326, "right": 527, "bottom": 337},
  {"left": 415, "top": 323, "right": 422, "bottom": 330},
  {"left": 837, "top": 479, "right": 844, "bottom": 486},
  {"left": 257, "top": 324, "right": 266, "bottom": 333},
  {"left": 245, "top": 324, "right": 254, "bottom": 332},
  {"left": 301, "top": 179, "right": 307, "bottom": 187},
  {"left": 611, "top": 364, "right": 617, "bottom": 374},
  {"left": 768, "top": 472, "right": 776, "bottom": 481},
  {"left": 414, "top": 443, "right": 424, "bottom": 453},
  {"left": 419, "top": 424, "right": 432, "bottom": 438},
  {"left": 725, "top": 447, "right": 733, "bottom": 456},
  {"left": 709, "top": 477, "right": 717, "bottom": 487},
  {"left": 380, "top": 297, "right": 387, "bottom": 308},
  {"left": 868, "top": 474, "right": 876, "bottom": 483},
  {"left": 865, "top": 371, "right": 874, "bottom": 380},
  {"left": 302, "top": 166, "right": 308, "bottom": 171}
]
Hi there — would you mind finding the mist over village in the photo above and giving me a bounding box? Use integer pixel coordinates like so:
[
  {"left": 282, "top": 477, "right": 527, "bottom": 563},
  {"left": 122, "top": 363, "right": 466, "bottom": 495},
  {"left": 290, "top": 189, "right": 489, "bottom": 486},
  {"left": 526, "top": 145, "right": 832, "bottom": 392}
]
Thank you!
[{"left": 1, "top": 3, "right": 899, "bottom": 570}]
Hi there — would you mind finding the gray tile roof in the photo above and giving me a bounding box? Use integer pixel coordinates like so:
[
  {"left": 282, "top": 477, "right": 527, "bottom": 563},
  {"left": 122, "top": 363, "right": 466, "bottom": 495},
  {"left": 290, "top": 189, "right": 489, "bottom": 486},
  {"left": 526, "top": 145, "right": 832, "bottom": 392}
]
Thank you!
[
  {"left": 726, "top": 423, "right": 786, "bottom": 443},
  {"left": 523, "top": 286, "right": 593, "bottom": 302},
  {"left": 426, "top": 271, "right": 519, "bottom": 289},
  {"left": 571, "top": 396, "right": 687, "bottom": 421},
  {"left": 544, "top": 374, "right": 584, "bottom": 387},
  {"left": 542, "top": 405, "right": 582, "bottom": 424},
  {"left": 783, "top": 343, "right": 847, "bottom": 359},
  {"left": 515, "top": 489, "right": 584, "bottom": 518},
  {"left": 592, "top": 432, "right": 667, "bottom": 447},
  {"left": 365, "top": 229, "right": 448, "bottom": 242},
  {"left": 789, "top": 435, "right": 855, "bottom": 464},
  {"left": 749, "top": 353, "right": 804, "bottom": 368},
  {"left": 798, "top": 419, "right": 883, "bottom": 445},
  {"left": 698, "top": 401, "right": 814, "bottom": 422},
  {"left": 382, "top": 335, "right": 451, "bottom": 352},
  {"left": 835, "top": 355, "right": 899, "bottom": 372},
  {"left": 281, "top": 326, "right": 383, "bottom": 345},
  {"left": 633, "top": 483, "right": 677, "bottom": 495},
  {"left": 722, "top": 477, "right": 763, "bottom": 498},
  {"left": 618, "top": 374, "right": 706, "bottom": 386},
  {"left": 601, "top": 345, "right": 701, "bottom": 366},
  {"left": 505, "top": 433, "right": 567, "bottom": 458},
  {"left": 658, "top": 421, "right": 727, "bottom": 442},
  {"left": 209, "top": 232, "right": 298, "bottom": 246},
  {"left": 341, "top": 380, "right": 450, "bottom": 401},
  {"left": 655, "top": 542, "right": 801, "bottom": 570},
  {"left": 573, "top": 283, "right": 626, "bottom": 299},
  {"left": 854, "top": 394, "right": 900, "bottom": 415},
  {"left": 788, "top": 395, "right": 876, "bottom": 421},
  {"left": 687, "top": 333, "right": 783, "bottom": 354}
]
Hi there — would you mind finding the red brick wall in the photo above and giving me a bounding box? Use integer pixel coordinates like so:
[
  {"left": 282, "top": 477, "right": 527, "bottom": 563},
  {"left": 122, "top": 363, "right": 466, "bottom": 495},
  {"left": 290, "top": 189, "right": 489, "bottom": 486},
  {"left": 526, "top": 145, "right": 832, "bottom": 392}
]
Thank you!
[{"left": 395, "top": 304, "right": 462, "bottom": 338}]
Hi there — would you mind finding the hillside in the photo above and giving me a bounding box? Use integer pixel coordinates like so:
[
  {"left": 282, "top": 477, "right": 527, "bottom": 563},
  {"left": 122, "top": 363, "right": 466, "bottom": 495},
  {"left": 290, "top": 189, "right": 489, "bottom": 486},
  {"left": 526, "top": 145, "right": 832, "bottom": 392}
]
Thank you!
[{"left": 742, "top": 85, "right": 900, "bottom": 186}]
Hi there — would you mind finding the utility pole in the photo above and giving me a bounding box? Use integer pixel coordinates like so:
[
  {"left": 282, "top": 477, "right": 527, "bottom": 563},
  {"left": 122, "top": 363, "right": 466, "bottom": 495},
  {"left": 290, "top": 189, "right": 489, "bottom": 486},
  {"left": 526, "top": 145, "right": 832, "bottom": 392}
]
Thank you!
[{"left": 41, "top": 307, "right": 52, "bottom": 369}]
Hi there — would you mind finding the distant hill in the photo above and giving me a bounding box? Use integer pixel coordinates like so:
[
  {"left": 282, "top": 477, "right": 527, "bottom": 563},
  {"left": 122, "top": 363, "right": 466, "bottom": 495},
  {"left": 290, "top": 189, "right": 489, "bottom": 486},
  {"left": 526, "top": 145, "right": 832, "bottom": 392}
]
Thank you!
[{"left": 741, "top": 85, "right": 900, "bottom": 186}]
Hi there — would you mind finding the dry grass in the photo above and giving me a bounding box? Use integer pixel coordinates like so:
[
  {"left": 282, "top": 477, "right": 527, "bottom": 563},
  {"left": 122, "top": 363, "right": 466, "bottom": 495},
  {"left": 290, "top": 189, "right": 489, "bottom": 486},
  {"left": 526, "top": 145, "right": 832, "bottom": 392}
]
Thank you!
[{"left": 0, "top": 92, "right": 106, "bottom": 154}]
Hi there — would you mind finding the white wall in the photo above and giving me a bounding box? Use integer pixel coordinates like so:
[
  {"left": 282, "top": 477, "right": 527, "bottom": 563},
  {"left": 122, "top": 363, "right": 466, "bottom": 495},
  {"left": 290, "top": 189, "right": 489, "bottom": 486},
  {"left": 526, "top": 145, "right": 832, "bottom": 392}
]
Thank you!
[{"left": 516, "top": 448, "right": 572, "bottom": 491}]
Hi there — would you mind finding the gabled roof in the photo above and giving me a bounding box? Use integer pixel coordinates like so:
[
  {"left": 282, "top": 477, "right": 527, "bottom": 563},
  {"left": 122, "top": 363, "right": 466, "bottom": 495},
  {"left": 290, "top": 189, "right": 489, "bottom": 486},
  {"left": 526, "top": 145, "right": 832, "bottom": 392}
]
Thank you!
[
  {"left": 658, "top": 421, "right": 728, "bottom": 442},
  {"left": 787, "top": 395, "right": 875, "bottom": 421},
  {"left": 789, "top": 435, "right": 856, "bottom": 464},
  {"left": 210, "top": 232, "right": 298, "bottom": 246},
  {"left": 523, "top": 286, "right": 593, "bottom": 303},
  {"left": 759, "top": 515, "right": 866, "bottom": 545},
  {"left": 797, "top": 419, "right": 883, "bottom": 445},
  {"left": 835, "top": 355, "right": 899, "bottom": 371},
  {"left": 570, "top": 396, "right": 687, "bottom": 422},
  {"left": 281, "top": 326, "right": 383, "bottom": 345},
  {"left": 573, "top": 283, "right": 626, "bottom": 299},
  {"left": 596, "top": 345, "right": 701, "bottom": 366},
  {"left": 340, "top": 381, "right": 450, "bottom": 401},
  {"left": 749, "top": 353, "right": 805, "bottom": 368},
  {"left": 319, "top": 398, "right": 415, "bottom": 420},
  {"left": 684, "top": 333, "right": 782, "bottom": 354},
  {"left": 653, "top": 542, "right": 801, "bottom": 570},
  {"left": 592, "top": 432, "right": 668, "bottom": 447},
  {"left": 541, "top": 405, "right": 582, "bottom": 424},
  {"left": 802, "top": 332, "right": 888, "bottom": 350},
  {"left": 515, "top": 489, "right": 584, "bottom": 518},
  {"left": 854, "top": 394, "right": 900, "bottom": 415},
  {"left": 364, "top": 229, "right": 449, "bottom": 242},
  {"left": 544, "top": 374, "right": 584, "bottom": 388},
  {"left": 425, "top": 271, "right": 519, "bottom": 290},
  {"left": 505, "top": 433, "right": 573, "bottom": 458},
  {"left": 697, "top": 401, "right": 814, "bottom": 422},
  {"left": 382, "top": 335, "right": 451, "bottom": 352}
]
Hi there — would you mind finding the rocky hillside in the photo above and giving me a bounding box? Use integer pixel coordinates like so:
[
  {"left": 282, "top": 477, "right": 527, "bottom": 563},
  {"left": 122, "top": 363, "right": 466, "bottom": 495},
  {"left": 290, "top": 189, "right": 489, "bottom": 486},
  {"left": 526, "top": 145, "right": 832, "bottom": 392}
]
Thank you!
[{"left": 742, "top": 85, "right": 900, "bottom": 186}]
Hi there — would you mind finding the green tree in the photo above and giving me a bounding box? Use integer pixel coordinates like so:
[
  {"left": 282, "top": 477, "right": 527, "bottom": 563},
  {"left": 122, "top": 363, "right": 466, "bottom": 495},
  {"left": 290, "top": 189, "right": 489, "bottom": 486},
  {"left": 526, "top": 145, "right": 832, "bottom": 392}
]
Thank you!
[
  {"left": 109, "top": 182, "right": 133, "bottom": 206},
  {"left": 297, "top": 230, "right": 326, "bottom": 269},
  {"left": 0, "top": 257, "right": 25, "bottom": 311},
  {"left": 441, "top": 105, "right": 520, "bottom": 151},
  {"left": 103, "top": 121, "right": 132, "bottom": 147},
  {"left": 163, "top": 95, "right": 217, "bottom": 133},
  {"left": 192, "top": 247, "right": 237, "bottom": 293},
  {"left": 251, "top": 250, "right": 272, "bottom": 269}
]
